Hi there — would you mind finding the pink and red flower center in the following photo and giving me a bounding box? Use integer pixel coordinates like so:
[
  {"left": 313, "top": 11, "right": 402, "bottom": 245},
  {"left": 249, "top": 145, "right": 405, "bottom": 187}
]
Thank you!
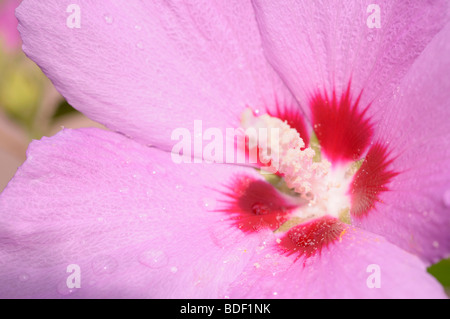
[{"left": 220, "top": 84, "right": 398, "bottom": 260}]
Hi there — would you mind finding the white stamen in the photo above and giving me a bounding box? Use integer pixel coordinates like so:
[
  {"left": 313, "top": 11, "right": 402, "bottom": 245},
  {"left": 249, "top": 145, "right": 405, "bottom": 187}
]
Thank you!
[
  {"left": 241, "top": 109, "right": 330, "bottom": 196},
  {"left": 241, "top": 109, "right": 352, "bottom": 220}
]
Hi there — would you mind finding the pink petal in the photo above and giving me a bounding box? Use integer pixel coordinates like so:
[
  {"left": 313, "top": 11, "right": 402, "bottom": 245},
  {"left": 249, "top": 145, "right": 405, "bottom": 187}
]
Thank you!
[
  {"left": 16, "top": 0, "right": 292, "bottom": 152},
  {"left": 227, "top": 223, "right": 446, "bottom": 299},
  {"left": 252, "top": 0, "right": 447, "bottom": 116},
  {"left": 352, "top": 22, "right": 450, "bottom": 265},
  {"left": 0, "top": 128, "right": 273, "bottom": 298}
]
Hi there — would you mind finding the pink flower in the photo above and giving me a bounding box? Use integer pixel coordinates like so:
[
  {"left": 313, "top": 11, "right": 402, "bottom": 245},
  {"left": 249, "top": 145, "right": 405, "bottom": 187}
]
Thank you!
[
  {"left": 1, "top": 1, "right": 449, "bottom": 298},
  {"left": 0, "top": 0, "right": 21, "bottom": 51}
]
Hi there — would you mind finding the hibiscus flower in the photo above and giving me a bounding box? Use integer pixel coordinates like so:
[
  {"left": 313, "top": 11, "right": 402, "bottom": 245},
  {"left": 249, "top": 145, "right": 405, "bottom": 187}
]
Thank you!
[{"left": 0, "top": 0, "right": 449, "bottom": 298}]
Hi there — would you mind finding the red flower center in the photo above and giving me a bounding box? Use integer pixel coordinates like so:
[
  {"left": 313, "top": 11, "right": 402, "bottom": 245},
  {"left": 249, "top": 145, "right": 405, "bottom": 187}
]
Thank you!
[{"left": 218, "top": 82, "right": 398, "bottom": 260}]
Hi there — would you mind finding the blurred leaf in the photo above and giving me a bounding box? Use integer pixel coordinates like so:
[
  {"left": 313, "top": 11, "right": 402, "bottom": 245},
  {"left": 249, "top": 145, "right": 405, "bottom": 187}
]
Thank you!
[
  {"left": 52, "top": 99, "right": 78, "bottom": 119},
  {"left": 0, "top": 68, "right": 40, "bottom": 120},
  {"left": 428, "top": 258, "right": 450, "bottom": 287}
]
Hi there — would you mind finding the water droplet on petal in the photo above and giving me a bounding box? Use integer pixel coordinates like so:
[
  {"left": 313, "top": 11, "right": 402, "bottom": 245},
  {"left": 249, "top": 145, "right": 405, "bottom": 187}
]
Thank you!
[
  {"left": 138, "top": 213, "right": 148, "bottom": 220},
  {"left": 92, "top": 255, "right": 118, "bottom": 275},
  {"left": 134, "top": 25, "right": 142, "bottom": 31},
  {"left": 432, "top": 241, "right": 439, "bottom": 248},
  {"left": 30, "top": 178, "right": 43, "bottom": 187},
  {"left": 138, "top": 250, "right": 169, "bottom": 269},
  {"left": 175, "top": 184, "right": 183, "bottom": 191},
  {"left": 57, "top": 280, "right": 77, "bottom": 296},
  {"left": 148, "top": 164, "right": 166, "bottom": 176},
  {"left": 18, "top": 273, "right": 30, "bottom": 282},
  {"left": 136, "top": 41, "right": 144, "bottom": 50},
  {"left": 222, "top": 255, "right": 239, "bottom": 264},
  {"left": 199, "top": 197, "right": 216, "bottom": 210},
  {"left": 103, "top": 14, "right": 114, "bottom": 24},
  {"left": 170, "top": 266, "right": 178, "bottom": 273}
]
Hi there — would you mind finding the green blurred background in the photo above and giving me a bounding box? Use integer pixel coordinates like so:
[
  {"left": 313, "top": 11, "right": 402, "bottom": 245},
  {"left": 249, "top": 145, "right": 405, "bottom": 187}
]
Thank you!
[{"left": 0, "top": 0, "right": 103, "bottom": 192}]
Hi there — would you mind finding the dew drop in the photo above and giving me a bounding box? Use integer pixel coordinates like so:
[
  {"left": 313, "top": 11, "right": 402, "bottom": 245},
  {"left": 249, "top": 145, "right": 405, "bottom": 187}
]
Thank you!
[
  {"left": 199, "top": 197, "right": 216, "bottom": 210},
  {"left": 175, "top": 184, "right": 184, "bottom": 191},
  {"left": 18, "top": 273, "right": 30, "bottom": 282},
  {"left": 149, "top": 164, "right": 166, "bottom": 176},
  {"left": 56, "top": 280, "right": 77, "bottom": 296},
  {"left": 222, "top": 255, "right": 239, "bottom": 264},
  {"left": 170, "top": 266, "right": 178, "bottom": 273},
  {"left": 136, "top": 41, "right": 144, "bottom": 50},
  {"left": 91, "top": 255, "right": 118, "bottom": 275},
  {"left": 134, "top": 25, "right": 142, "bottom": 31},
  {"left": 138, "top": 213, "right": 148, "bottom": 220},
  {"left": 30, "top": 178, "right": 43, "bottom": 187},
  {"left": 432, "top": 241, "right": 439, "bottom": 248},
  {"left": 138, "top": 250, "right": 169, "bottom": 269},
  {"left": 210, "top": 229, "right": 228, "bottom": 248},
  {"left": 146, "top": 189, "right": 154, "bottom": 197},
  {"left": 103, "top": 14, "right": 114, "bottom": 24}
]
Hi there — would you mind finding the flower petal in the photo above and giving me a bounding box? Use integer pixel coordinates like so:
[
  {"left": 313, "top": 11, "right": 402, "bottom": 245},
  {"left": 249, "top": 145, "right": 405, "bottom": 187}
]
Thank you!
[
  {"left": 0, "top": 128, "right": 274, "bottom": 298},
  {"left": 227, "top": 223, "right": 446, "bottom": 298},
  {"left": 353, "top": 22, "right": 450, "bottom": 264},
  {"left": 253, "top": 0, "right": 447, "bottom": 115},
  {"left": 16, "top": 0, "right": 291, "bottom": 152}
]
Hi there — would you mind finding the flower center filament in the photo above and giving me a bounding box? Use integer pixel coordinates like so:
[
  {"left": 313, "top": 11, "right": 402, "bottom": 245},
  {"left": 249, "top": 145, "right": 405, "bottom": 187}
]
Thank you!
[{"left": 241, "top": 108, "right": 353, "bottom": 224}]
